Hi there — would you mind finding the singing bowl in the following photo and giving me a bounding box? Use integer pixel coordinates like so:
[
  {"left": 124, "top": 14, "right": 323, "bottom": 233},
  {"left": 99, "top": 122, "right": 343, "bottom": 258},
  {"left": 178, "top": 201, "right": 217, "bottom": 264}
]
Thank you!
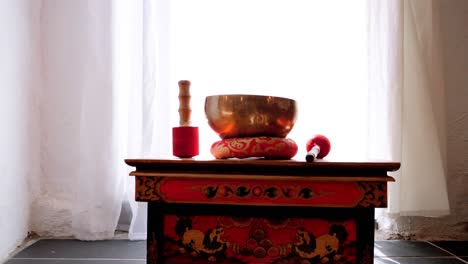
[{"left": 205, "top": 94, "right": 297, "bottom": 139}]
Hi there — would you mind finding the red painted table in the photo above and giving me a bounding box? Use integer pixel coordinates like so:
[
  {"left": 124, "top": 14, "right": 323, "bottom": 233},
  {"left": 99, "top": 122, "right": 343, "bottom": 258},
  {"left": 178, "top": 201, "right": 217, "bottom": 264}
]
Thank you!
[{"left": 125, "top": 159, "right": 399, "bottom": 264}]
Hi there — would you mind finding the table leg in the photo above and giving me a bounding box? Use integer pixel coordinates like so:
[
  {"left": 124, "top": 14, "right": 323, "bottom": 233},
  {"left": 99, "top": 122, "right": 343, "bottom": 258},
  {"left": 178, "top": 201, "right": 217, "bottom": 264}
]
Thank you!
[
  {"left": 356, "top": 208, "right": 375, "bottom": 264},
  {"left": 147, "top": 203, "right": 164, "bottom": 264}
]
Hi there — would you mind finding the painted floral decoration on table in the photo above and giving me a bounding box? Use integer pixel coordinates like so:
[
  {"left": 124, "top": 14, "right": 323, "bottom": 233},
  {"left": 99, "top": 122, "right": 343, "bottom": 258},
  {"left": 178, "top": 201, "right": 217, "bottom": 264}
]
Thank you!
[{"left": 161, "top": 215, "right": 357, "bottom": 264}]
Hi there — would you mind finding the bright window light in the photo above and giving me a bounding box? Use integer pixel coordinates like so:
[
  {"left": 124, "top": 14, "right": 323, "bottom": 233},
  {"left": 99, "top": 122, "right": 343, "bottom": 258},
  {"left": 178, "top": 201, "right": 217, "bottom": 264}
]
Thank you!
[{"left": 168, "top": 0, "right": 368, "bottom": 160}]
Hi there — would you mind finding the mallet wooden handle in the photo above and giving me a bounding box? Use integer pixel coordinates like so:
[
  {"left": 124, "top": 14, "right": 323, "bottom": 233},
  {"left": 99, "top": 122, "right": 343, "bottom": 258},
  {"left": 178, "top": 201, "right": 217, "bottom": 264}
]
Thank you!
[
  {"left": 306, "top": 145, "right": 320, "bottom": 162},
  {"left": 178, "top": 80, "right": 191, "bottom": 126}
]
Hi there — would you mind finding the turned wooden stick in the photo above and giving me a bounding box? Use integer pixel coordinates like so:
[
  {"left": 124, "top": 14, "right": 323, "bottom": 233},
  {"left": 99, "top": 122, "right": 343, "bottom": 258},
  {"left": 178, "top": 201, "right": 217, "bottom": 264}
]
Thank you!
[{"left": 178, "top": 80, "right": 192, "bottom": 126}]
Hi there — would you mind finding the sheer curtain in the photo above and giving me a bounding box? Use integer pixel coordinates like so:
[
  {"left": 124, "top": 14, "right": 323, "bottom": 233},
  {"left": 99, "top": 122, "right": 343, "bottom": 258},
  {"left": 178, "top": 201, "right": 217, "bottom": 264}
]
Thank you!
[
  {"left": 35, "top": 0, "right": 127, "bottom": 239},
  {"left": 32, "top": 0, "right": 168, "bottom": 240},
  {"left": 33, "top": 0, "right": 450, "bottom": 240},
  {"left": 368, "top": 0, "right": 449, "bottom": 218},
  {"left": 116, "top": 0, "right": 173, "bottom": 240}
]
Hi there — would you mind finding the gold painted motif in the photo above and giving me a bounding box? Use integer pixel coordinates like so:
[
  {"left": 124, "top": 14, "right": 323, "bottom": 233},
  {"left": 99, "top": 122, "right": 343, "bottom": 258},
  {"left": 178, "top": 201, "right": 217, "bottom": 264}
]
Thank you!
[
  {"left": 226, "top": 138, "right": 250, "bottom": 151},
  {"left": 135, "top": 177, "right": 164, "bottom": 202},
  {"left": 210, "top": 136, "right": 297, "bottom": 159},
  {"left": 357, "top": 182, "right": 387, "bottom": 207}
]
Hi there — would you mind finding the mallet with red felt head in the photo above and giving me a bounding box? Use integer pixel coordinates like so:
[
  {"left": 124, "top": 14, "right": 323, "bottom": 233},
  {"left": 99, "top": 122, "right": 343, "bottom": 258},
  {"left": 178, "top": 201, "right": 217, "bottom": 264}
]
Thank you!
[{"left": 305, "top": 134, "right": 331, "bottom": 162}]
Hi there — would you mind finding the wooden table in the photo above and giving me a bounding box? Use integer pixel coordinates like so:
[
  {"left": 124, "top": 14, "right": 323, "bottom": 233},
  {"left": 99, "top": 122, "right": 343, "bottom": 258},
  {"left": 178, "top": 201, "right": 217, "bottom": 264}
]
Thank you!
[{"left": 126, "top": 159, "right": 399, "bottom": 264}]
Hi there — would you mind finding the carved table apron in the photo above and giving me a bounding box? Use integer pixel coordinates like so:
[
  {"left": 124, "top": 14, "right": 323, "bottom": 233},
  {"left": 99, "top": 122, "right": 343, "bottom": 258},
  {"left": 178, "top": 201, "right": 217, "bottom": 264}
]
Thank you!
[{"left": 125, "top": 159, "right": 399, "bottom": 264}]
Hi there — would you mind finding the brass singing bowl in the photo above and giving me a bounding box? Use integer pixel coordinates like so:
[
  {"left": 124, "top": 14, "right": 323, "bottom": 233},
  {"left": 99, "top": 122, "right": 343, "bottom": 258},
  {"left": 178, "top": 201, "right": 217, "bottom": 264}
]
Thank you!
[{"left": 205, "top": 94, "right": 297, "bottom": 139}]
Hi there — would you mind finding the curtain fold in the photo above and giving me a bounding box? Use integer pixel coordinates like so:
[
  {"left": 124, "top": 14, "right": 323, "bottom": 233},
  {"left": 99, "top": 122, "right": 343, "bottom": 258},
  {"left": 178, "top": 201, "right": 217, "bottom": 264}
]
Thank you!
[
  {"left": 71, "top": 0, "right": 123, "bottom": 239},
  {"left": 114, "top": 0, "right": 173, "bottom": 240},
  {"left": 112, "top": 0, "right": 144, "bottom": 240},
  {"left": 37, "top": 0, "right": 130, "bottom": 240},
  {"left": 36, "top": 0, "right": 169, "bottom": 240},
  {"left": 368, "top": 0, "right": 450, "bottom": 217}
]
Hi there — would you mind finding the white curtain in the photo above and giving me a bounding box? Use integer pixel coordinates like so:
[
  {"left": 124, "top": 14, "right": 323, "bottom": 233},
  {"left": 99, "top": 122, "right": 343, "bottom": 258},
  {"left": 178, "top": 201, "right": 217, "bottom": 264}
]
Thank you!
[
  {"left": 368, "top": 0, "right": 449, "bottom": 217},
  {"left": 33, "top": 0, "right": 450, "bottom": 240},
  {"left": 35, "top": 0, "right": 126, "bottom": 239},
  {"left": 31, "top": 0, "right": 164, "bottom": 240},
  {"left": 115, "top": 0, "right": 173, "bottom": 240}
]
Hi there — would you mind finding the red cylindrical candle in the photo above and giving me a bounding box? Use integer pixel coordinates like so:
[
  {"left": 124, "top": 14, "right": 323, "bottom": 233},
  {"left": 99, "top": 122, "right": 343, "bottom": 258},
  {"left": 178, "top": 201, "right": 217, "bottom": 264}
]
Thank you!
[{"left": 172, "top": 126, "right": 199, "bottom": 158}]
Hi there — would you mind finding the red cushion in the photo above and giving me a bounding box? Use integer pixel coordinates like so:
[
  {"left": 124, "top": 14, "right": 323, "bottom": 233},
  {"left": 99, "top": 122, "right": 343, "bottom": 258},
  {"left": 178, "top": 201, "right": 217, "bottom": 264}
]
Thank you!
[{"left": 211, "top": 137, "right": 298, "bottom": 159}]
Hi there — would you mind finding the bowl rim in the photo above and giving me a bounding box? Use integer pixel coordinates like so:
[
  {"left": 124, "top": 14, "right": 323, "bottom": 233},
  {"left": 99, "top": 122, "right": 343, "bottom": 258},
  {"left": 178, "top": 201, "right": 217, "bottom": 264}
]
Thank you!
[{"left": 205, "top": 94, "right": 296, "bottom": 102}]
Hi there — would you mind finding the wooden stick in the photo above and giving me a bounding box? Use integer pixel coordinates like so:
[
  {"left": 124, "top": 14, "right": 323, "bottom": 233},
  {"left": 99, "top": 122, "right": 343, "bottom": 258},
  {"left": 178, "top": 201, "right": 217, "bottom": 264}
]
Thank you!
[{"left": 178, "top": 80, "right": 191, "bottom": 126}]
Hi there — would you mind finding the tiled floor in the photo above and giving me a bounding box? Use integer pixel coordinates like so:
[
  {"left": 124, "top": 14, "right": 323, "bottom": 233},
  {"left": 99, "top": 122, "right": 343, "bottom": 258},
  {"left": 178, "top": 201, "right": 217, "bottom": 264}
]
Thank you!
[
  {"left": 374, "top": 241, "right": 468, "bottom": 263},
  {"left": 4, "top": 239, "right": 468, "bottom": 264}
]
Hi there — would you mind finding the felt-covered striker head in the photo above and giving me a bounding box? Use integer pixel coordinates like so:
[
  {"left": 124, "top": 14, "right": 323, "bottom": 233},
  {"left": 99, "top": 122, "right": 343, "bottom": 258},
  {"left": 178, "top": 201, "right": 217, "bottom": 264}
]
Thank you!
[{"left": 306, "top": 134, "right": 331, "bottom": 159}]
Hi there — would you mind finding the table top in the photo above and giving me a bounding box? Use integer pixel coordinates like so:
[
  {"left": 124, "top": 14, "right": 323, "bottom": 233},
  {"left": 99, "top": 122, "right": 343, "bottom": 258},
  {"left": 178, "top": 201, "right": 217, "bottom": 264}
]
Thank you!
[{"left": 125, "top": 158, "right": 400, "bottom": 178}]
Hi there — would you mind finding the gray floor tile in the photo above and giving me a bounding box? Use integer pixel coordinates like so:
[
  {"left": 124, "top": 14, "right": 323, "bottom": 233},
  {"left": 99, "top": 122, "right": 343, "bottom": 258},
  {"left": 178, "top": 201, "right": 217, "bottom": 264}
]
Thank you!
[
  {"left": 431, "top": 241, "right": 468, "bottom": 257},
  {"left": 12, "top": 240, "right": 146, "bottom": 259},
  {"left": 375, "top": 257, "right": 465, "bottom": 264},
  {"left": 7, "top": 239, "right": 468, "bottom": 264},
  {"left": 375, "top": 241, "right": 451, "bottom": 257},
  {"left": 6, "top": 260, "right": 146, "bottom": 264}
]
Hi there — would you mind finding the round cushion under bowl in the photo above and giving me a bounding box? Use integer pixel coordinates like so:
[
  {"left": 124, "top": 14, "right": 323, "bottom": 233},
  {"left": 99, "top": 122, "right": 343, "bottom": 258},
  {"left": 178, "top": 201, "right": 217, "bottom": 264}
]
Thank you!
[{"left": 210, "top": 136, "right": 298, "bottom": 159}]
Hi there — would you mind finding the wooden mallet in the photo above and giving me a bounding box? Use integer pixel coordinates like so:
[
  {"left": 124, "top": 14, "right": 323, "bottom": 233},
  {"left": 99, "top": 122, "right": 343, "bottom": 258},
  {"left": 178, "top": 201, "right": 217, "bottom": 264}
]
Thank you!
[
  {"left": 172, "top": 80, "right": 199, "bottom": 158},
  {"left": 305, "top": 134, "right": 331, "bottom": 162}
]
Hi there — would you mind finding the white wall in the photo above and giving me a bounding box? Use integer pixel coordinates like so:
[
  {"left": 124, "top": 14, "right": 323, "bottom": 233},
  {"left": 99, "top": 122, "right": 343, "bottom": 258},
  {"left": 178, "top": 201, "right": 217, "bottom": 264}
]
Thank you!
[
  {"left": 0, "top": 0, "right": 41, "bottom": 261},
  {"left": 442, "top": 0, "right": 468, "bottom": 227}
]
